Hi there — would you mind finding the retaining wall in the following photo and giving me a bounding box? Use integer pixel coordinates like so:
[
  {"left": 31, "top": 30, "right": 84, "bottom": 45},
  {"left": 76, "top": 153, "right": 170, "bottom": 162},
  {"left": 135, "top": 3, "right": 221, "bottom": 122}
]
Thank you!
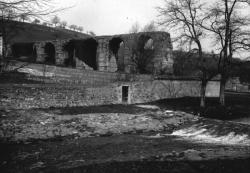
[{"left": 0, "top": 80, "right": 220, "bottom": 110}]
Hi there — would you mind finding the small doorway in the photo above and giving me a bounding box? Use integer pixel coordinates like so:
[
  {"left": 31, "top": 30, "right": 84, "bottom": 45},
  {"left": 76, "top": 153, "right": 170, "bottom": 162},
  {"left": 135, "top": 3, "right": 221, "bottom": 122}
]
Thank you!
[
  {"left": 44, "top": 42, "right": 56, "bottom": 64},
  {"left": 122, "top": 86, "right": 129, "bottom": 103}
]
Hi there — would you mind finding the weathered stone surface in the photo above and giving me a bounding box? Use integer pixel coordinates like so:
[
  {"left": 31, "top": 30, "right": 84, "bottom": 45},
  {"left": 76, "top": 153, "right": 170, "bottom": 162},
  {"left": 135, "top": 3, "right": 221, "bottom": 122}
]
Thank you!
[
  {"left": 0, "top": 79, "right": 220, "bottom": 110},
  {"left": 12, "top": 31, "right": 174, "bottom": 74}
]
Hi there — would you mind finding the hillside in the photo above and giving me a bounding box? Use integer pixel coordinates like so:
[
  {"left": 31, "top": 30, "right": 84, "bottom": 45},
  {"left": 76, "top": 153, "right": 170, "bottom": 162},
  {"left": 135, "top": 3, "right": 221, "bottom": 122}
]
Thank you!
[
  {"left": 172, "top": 50, "right": 245, "bottom": 78},
  {"left": 2, "top": 20, "right": 90, "bottom": 43}
]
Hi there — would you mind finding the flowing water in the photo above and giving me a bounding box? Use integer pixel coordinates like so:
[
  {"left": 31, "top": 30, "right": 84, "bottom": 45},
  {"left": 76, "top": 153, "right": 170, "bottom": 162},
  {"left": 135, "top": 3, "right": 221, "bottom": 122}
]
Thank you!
[{"left": 171, "top": 126, "right": 250, "bottom": 146}]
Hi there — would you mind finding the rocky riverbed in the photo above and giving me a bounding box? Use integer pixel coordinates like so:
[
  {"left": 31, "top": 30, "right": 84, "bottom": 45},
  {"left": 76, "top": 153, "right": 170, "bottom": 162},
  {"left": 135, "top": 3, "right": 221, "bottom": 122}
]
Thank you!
[
  {"left": 0, "top": 105, "right": 198, "bottom": 142},
  {"left": 1, "top": 104, "right": 250, "bottom": 172}
]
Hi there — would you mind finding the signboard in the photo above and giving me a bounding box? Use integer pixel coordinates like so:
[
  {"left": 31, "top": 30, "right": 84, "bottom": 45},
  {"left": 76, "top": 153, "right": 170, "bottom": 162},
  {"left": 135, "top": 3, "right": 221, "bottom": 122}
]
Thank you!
[{"left": 0, "top": 36, "right": 2, "bottom": 56}]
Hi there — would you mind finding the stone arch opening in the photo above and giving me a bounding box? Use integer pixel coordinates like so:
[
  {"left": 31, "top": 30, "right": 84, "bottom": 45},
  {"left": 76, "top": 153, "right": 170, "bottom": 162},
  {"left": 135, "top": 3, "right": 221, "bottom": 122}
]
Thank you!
[
  {"left": 109, "top": 37, "right": 124, "bottom": 71},
  {"left": 134, "top": 35, "right": 155, "bottom": 74},
  {"left": 63, "top": 39, "right": 98, "bottom": 70},
  {"left": 62, "top": 41, "right": 76, "bottom": 68},
  {"left": 144, "top": 38, "right": 154, "bottom": 50},
  {"left": 109, "top": 37, "right": 124, "bottom": 59},
  {"left": 79, "top": 38, "right": 98, "bottom": 70},
  {"left": 11, "top": 43, "right": 37, "bottom": 62},
  {"left": 44, "top": 42, "right": 56, "bottom": 64},
  {"left": 137, "top": 35, "right": 154, "bottom": 51}
]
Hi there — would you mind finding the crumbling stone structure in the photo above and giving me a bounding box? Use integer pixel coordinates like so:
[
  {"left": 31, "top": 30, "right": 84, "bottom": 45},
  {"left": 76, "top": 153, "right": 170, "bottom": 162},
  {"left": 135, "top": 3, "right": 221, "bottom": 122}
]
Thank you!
[{"left": 10, "top": 31, "right": 174, "bottom": 74}]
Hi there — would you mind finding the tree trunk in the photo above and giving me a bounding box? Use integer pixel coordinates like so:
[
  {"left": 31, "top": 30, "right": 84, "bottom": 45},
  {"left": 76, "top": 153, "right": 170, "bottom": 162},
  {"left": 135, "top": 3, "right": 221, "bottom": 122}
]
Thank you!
[
  {"left": 200, "top": 80, "right": 207, "bottom": 108},
  {"left": 2, "top": 38, "right": 7, "bottom": 58},
  {"left": 219, "top": 77, "right": 226, "bottom": 106},
  {"left": 197, "top": 42, "right": 206, "bottom": 109},
  {"left": 73, "top": 48, "right": 76, "bottom": 68}
]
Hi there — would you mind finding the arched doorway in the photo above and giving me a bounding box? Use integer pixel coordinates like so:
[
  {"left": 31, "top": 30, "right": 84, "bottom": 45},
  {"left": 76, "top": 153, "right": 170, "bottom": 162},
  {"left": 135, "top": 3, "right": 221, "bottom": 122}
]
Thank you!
[
  {"left": 44, "top": 42, "right": 56, "bottom": 64},
  {"left": 109, "top": 37, "right": 124, "bottom": 71}
]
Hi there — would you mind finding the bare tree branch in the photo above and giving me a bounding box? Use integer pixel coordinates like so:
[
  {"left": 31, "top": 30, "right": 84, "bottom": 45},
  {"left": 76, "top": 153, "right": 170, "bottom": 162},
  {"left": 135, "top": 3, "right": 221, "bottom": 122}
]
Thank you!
[{"left": 157, "top": 0, "right": 218, "bottom": 108}]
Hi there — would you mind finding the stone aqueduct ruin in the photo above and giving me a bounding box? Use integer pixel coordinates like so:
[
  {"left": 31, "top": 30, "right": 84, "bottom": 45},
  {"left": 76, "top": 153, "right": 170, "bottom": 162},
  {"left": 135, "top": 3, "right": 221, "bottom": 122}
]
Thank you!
[
  {"left": 11, "top": 31, "right": 174, "bottom": 74},
  {"left": 4, "top": 31, "right": 221, "bottom": 108}
]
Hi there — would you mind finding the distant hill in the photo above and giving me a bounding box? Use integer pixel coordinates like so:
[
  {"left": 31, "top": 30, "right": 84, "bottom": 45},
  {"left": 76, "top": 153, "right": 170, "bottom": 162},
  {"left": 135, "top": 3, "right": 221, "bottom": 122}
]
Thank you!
[
  {"left": 1, "top": 20, "right": 90, "bottom": 44},
  {"left": 172, "top": 50, "right": 219, "bottom": 76}
]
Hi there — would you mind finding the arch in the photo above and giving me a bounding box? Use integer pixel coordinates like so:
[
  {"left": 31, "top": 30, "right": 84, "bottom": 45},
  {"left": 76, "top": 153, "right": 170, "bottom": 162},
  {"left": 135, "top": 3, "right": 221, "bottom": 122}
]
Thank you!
[
  {"left": 134, "top": 34, "right": 155, "bottom": 74},
  {"left": 79, "top": 38, "right": 98, "bottom": 70},
  {"left": 137, "top": 34, "right": 154, "bottom": 51},
  {"left": 11, "top": 43, "right": 37, "bottom": 62},
  {"left": 109, "top": 37, "right": 124, "bottom": 71},
  {"left": 109, "top": 37, "right": 124, "bottom": 59},
  {"left": 144, "top": 38, "right": 154, "bottom": 49},
  {"left": 62, "top": 38, "right": 98, "bottom": 70},
  {"left": 44, "top": 42, "right": 56, "bottom": 64},
  {"left": 62, "top": 40, "right": 76, "bottom": 67}
]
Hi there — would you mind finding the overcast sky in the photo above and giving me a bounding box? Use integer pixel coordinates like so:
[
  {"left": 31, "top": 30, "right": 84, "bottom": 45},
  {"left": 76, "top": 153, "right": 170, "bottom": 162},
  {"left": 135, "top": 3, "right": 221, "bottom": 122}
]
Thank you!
[
  {"left": 52, "top": 0, "right": 249, "bottom": 58},
  {"left": 53, "top": 0, "right": 164, "bottom": 35}
]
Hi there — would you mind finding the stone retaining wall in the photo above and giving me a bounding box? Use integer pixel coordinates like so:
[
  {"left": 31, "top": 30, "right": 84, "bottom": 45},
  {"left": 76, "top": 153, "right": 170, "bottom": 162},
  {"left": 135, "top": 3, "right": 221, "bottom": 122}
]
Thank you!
[
  {"left": 126, "top": 80, "right": 220, "bottom": 104},
  {"left": 0, "top": 84, "right": 118, "bottom": 109},
  {"left": 226, "top": 77, "right": 250, "bottom": 93},
  {"left": 0, "top": 80, "right": 220, "bottom": 110}
]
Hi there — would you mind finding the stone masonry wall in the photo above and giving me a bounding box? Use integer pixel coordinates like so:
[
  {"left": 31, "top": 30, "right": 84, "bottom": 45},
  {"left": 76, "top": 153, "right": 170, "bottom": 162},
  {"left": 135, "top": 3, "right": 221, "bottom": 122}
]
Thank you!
[
  {"left": 126, "top": 80, "right": 220, "bottom": 104},
  {"left": 0, "top": 80, "right": 220, "bottom": 110},
  {"left": 35, "top": 39, "right": 69, "bottom": 65},
  {"left": 95, "top": 32, "right": 174, "bottom": 74},
  {"left": 0, "top": 84, "right": 118, "bottom": 109},
  {"left": 28, "top": 31, "right": 174, "bottom": 74},
  {"left": 226, "top": 77, "right": 250, "bottom": 93}
]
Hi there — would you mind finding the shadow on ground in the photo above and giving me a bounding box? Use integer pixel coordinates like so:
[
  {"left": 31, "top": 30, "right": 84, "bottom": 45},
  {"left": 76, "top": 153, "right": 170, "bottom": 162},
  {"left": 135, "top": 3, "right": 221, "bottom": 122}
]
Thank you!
[
  {"left": 151, "top": 92, "right": 250, "bottom": 121},
  {"left": 1, "top": 133, "right": 250, "bottom": 173},
  {"left": 34, "top": 104, "right": 157, "bottom": 115}
]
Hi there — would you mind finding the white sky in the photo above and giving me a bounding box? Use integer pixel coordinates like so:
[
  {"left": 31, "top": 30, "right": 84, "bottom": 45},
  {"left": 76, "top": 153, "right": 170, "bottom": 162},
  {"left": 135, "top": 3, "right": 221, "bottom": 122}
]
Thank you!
[{"left": 53, "top": 0, "right": 164, "bottom": 35}]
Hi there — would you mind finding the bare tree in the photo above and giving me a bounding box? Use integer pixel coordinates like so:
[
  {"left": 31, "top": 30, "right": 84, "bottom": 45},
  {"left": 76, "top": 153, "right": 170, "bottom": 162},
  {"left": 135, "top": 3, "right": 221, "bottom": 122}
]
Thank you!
[
  {"left": 129, "top": 22, "right": 140, "bottom": 33},
  {"left": 142, "top": 21, "right": 158, "bottom": 32},
  {"left": 201, "top": 0, "right": 250, "bottom": 106},
  {"left": 51, "top": 15, "right": 60, "bottom": 27},
  {"left": 129, "top": 21, "right": 158, "bottom": 33},
  {"left": 42, "top": 22, "right": 48, "bottom": 26},
  {"left": 32, "top": 18, "right": 40, "bottom": 24},
  {"left": 157, "top": 0, "right": 218, "bottom": 109},
  {"left": 19, "top": 13, "right": 29, "bottom": 22},
  {"left": 59, "top": 21, "right": 67, "bottom": 28},
  {"left": 77, "top": 26, "right": 83, "bottom": 32},
  {"left": 69, "top": 24, "right": 77, "bottom": 31}
]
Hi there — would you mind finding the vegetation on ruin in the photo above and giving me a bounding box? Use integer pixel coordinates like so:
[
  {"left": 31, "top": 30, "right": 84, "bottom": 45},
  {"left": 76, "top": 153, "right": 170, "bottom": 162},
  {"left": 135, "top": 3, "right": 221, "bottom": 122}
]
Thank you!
[{"left": 131, "top": 34, "right": 156, "bottom": 74}]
